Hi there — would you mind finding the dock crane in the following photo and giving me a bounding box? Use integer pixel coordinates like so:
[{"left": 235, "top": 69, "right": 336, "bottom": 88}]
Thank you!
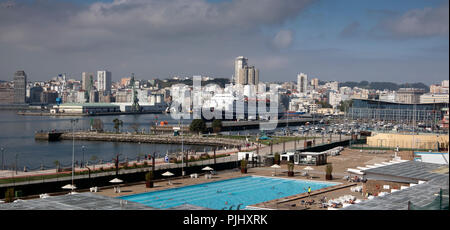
[{"left": 130, "top": 73, "right": 141, "bottom": 112}]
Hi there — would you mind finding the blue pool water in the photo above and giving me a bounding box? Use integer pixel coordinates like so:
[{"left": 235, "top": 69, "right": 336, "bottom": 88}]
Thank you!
[{"left": 119, "top": 176, "right": 338, "bottom": 210}]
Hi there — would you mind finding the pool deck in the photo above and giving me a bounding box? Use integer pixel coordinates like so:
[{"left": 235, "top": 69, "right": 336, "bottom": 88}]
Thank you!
[
  {"left": 1, "top": 148, "right": 393, "bottom": 210},
  {"left": 247, "top": 182, "right": 357, "bottom": 210},
  {"left": 95, "top": 167, "right": 360, "bottom": 210}
]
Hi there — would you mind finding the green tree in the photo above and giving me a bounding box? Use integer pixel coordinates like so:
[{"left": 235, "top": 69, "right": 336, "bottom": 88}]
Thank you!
[
  {"left": 112, "top": 118, "right": 123, "bottom": 133},
  {"left": 338, "top": 100, "right": 353, "bottom": 112},
  {"left": 212, "top": 119, "right": 222, "bottom": 133},
  {"left": 316, "top": 100, "right": 332, "bottom": 108},
  {"left": 53, "top": 160, "right": 60, "bottom": 172},
  {"left": 4, "top": 188, "right": 14, "bottom": 203},
  {"left": 325, "top": 163, "right": 333, "bottom": 180},
  {"left": 189, "top": 119, "right": 206, "bottom": 134},
  {"left": 274, "top": 152, "right": 280, "bottom": 164}
]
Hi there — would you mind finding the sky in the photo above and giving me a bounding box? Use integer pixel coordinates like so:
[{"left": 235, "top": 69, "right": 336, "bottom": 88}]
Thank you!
[{"left": 0, "top": 0, "right": 448, "bottom": 84}]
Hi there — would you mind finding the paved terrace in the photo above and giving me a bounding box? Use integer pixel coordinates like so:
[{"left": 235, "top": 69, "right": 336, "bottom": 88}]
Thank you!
[
  {"left": 0, "top": 148, "right": 397, "bottom": 210},
  {"left": 0, "top": 192, "right": 155, "bottom": 210}
]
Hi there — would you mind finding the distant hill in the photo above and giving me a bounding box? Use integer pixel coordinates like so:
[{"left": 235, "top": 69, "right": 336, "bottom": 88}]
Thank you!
[{"left": 337, "top": 81, "right": 429, "bottom": 92}]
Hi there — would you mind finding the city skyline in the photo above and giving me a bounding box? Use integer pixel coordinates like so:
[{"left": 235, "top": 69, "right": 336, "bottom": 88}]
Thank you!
[{"left": 0, "top": 0, "right": 448, "bottom": 84}]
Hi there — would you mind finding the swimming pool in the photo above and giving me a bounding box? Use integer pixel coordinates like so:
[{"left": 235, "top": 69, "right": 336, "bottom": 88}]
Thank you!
[{"left": 119, "top": 176, "right": 338, "bottom": 210}]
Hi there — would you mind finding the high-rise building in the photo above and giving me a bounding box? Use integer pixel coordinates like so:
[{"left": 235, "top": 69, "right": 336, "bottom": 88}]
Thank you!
[
  {"left": 246, "top": 66, "right": 259, "bottom": 85},
  {"left": 82, "top": 72, "right": 95, "bottom": 91},
  {"left": 235, "top": 56, "right": 248, "bottom": 85},
  {"left": 297, "top": 73, "right": 308, "bottom": 93},
  {"left": 41, "top": 91, "right": 58, "bottom": 104},
  {"left": 13, "top": 70, "right": 27, "bottom": 104},
  {"left": 234, "top": 56, "right": 259, "bottom": 85},
  {"left": 311, "top": 78, "right": 319, "bottom": 90},
  {"left": 0, "top": 83, "right": 14, "bottom": 104},
  {"left": 97, "top": 70, "right": 112, "bottom": 93},
  {"left": 29, "top": 85, "right": 43, "bottom": 104},
  {"left": 254, "top": 69, "right": 259, "bottom": 85}
]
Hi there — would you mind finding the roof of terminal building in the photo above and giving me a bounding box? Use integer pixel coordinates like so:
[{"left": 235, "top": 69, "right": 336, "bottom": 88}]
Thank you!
[
  {"left": 362, "top": 161, "right": 448, "bottom": 182},
  {"left": 343, "top": 178, "right": 448, "bottom": 210},
  {"left": 343, "top": 161, "right": 449, "bottom": 210},
  {"left": 352, "top": 98, "right": 448, "bottom": 105}
]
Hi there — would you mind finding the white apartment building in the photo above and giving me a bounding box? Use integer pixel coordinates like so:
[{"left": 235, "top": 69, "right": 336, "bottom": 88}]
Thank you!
[
  {"left": 420, "top": 94, "right": 449, "bottom": 104},
  {"left": 97, "top": 70, "right": 112, "bottom": 93},
  {"left": 328, "top": 91, "right": 342, "bottom": 109},
  {"left": 379, "top": 91, "right": 397, "bottom": 103},
  {"left": 297, "top": 73, "right": 308, "bottom": 93},
  {"left": 234, "top": 56, "right": 259, "bottom": 85}
]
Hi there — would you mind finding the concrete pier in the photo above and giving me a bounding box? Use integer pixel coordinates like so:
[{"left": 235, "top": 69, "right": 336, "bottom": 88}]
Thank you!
[{"left": 36, "top": 131, "right": 246, "bottom": 147}]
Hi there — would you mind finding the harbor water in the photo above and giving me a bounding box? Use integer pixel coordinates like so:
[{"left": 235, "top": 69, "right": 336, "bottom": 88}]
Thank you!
[{"left": 0, "top": 110, "right": 213, "bottom": 170}]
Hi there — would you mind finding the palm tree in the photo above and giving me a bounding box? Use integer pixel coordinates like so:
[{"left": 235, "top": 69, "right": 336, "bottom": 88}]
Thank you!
[
  {"left": 53, "top": 160, "right": 60, "bottom": 173},
  {"left": 113, "top": 118, "right": 123, "bottom": 133}
]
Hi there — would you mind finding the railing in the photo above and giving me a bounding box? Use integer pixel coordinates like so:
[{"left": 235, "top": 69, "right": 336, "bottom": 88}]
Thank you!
[{"left": 0, "top": 154, "right": 240, "bottom": 187}]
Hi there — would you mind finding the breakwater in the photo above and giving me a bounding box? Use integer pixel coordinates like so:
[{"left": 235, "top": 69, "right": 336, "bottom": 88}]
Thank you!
[
  {"left": 18, "top": 111, "right": 165, "bottom": 116},
  {"left": 36, "top": 131, "right": 246, "bottom": 147}
]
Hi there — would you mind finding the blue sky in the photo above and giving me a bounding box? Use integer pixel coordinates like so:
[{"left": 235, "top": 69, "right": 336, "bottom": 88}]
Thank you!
[{"left": 0, "top": 0, "right": 448, "bottom": 84}]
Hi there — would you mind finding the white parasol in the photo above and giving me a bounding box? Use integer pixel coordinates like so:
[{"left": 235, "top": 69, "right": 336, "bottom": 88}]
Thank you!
[
  {"left": 109, "top": 178, "right": 123, "bottom": 183},
  {"left": 162, "top": 171, "right": 174, "bottom": 185},
  {"left": 271, "top": 164, "right": 281, "bottom": 176},
  {"left": 303, "top": 166, "right": 313, "bottom": 176},
  {"left": 162, "top": 171, "right": 174, "bottom": 177},
  {"left": 62, "top": 184, "right": 76, "bottom": 190},
  {"left": 202, "top": 166, "right": 214, "bottom": 171}
]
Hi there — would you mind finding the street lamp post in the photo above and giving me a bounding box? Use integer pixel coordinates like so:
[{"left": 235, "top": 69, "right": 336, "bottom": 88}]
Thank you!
[
  {"left": 15, "top": 153, "right": 18, "bottom": 175},
  {"left": 179, "top": 118, "right": 184, "bottom": 176},
  {"left": 81, "top": 145, "right": 86, "bottom": 168},
  {"left": 1, "top": 147, "right": 4, "bottom": 170},
  {"left": 70, "top": 118, "right": 79, "bottom": 188}
]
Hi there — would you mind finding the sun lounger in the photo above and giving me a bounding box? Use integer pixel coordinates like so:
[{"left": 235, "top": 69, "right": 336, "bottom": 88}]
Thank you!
[
  {"left": 378, "top": 192, "right": 389, "bottom": 197},
  {"left": 342, "top": 203, "right": 352, "bottom": 208},
  {"left": 39, "top": 193, "right": 50, "bottom": 199},
  {"left": 190, "top": 173, "right": 198, "bottom": 178}
]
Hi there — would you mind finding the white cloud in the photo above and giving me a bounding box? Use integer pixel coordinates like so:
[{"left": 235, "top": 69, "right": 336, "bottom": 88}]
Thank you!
[
  {"left": 272, "top": 29, "right": 294, "bottom": 49},
  {"left": 376, "top": 3, "right": 449, "bottom": 38},
  {"left": 0, "top": 0, "right": 313, "bottom": 81}
]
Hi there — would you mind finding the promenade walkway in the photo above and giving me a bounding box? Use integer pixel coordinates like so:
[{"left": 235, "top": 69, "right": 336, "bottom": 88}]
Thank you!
[{"left": 0, "top": 134, "right": 350, "bottom": 181}]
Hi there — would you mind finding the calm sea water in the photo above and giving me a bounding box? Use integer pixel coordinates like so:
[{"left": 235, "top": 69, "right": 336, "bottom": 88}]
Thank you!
[{"left": 0, "top": 110, "right": 212, "bottom": 170}]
